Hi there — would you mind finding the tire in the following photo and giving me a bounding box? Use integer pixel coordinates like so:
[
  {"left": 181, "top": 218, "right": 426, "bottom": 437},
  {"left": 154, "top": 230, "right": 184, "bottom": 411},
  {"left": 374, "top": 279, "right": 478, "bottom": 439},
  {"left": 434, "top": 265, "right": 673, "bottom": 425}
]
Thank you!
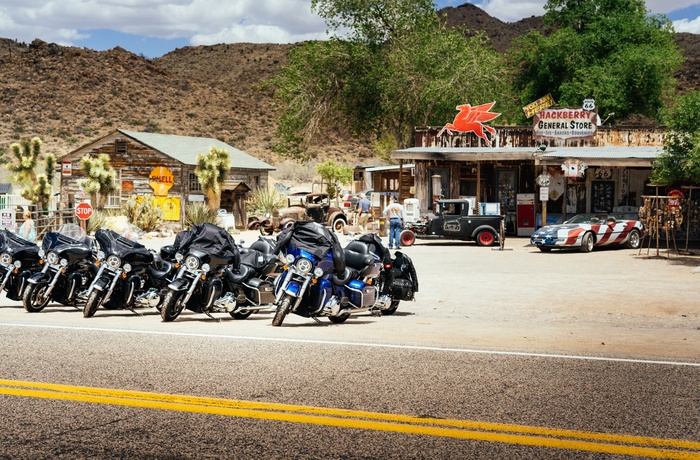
[
  {"left": 382, "top": 299, "right": 400, "bottom": 315},
  {"left": 332, "top": 218, "right": 346, "bottom": 233},
  {"left": 580, "top": 232, "right": 594, "bottom": 253},
  {"left": 272, "top": 296, "right": 292, "bottom": 327},
  {"left": 476, "top": 230, "right": 496, "bottom": 247},
  {"left": 22, "top": 282, "right": 50, "bottom": 313},
  {"left": 400, "top": 230, "right": 416, "bottom": 247},
  {"left": 329, "top": 313, "right": 350, "bottom": 324},
  {"left": 538, "top": 246, "right": 552, "bottom": 252},
  {"left": 230, "top": 310, "right": 253, "bottom": 320},
  {"left": 160, "top": 290, "right": 185, "bottom": 322},
  {"left": 625, "top": 229, "right": 641, "bottom": 249},
  {"left": 259, "top": 220, "right": 274, "bottom": 236},
  {"left": 83, "top": 290, "right": 104, "bottom": 318}
]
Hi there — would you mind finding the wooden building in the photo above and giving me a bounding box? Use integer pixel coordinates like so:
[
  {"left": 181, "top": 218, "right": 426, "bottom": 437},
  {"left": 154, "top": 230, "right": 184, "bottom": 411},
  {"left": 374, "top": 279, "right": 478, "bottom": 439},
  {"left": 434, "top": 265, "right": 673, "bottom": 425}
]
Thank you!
[{"left": 57, "top": 129, "right": 274, "bottom": 228}]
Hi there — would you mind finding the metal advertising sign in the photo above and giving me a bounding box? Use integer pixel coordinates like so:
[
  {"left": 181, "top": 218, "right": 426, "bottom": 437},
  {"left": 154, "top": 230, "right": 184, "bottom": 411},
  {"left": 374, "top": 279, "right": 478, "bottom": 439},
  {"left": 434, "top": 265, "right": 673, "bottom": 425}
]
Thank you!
[
  {"left": 149, "top": 166, "right": 174, "bottom": 196},
  {"left": 522, "top": 94, "right": 555, "bottom": 119},
  {"left": 533, "top": 108, "right": 597, "bottom": 140},
  {"left": 437, "top": 102, "right": 501, "bottom": 147}
]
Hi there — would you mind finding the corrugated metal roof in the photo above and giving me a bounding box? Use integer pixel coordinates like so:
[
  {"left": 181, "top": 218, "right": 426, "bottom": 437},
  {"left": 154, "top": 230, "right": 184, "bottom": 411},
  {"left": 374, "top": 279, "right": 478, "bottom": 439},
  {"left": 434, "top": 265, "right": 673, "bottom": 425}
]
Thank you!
[
  {"left": 392, "top": 146, "right": 663, "bottom": 161},
  {"left": 0, "top": 183, "right": 11, "bottom": 195},
  {"left": 119, "top": 130, "right": 275, "bottom": 170},
  {"left": 539, "top": 146, "right": 662, "bottom": 159},
  {"left": 365, "top": 163, "right": 415, "bottom": 172}
]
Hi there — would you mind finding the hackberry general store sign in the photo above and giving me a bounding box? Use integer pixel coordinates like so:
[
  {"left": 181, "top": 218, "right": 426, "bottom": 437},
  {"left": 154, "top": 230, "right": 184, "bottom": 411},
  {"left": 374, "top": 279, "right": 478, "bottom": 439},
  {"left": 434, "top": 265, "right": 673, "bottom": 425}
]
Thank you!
[{"left": 533, "top": 108, "right": 597, "bottom": 140}]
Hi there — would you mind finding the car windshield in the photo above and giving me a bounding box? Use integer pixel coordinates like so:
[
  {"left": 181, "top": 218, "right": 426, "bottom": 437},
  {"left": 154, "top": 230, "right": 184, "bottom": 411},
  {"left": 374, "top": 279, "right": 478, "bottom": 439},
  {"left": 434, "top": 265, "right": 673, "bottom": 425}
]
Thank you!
[{"left": 564, "top": 214, "right": 610, "bottom": 224}]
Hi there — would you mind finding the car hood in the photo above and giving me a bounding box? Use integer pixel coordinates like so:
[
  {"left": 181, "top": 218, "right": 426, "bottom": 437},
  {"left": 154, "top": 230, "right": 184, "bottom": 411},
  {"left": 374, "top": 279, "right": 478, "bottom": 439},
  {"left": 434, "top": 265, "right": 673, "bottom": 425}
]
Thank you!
[{"left": 533, "top": 224, "right": 582, "bottom": 234}]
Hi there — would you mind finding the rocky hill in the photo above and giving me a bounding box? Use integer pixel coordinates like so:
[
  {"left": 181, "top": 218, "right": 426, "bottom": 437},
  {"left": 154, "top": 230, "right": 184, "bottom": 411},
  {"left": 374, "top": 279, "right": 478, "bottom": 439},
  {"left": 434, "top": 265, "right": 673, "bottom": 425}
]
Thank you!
[{"left": 0, "top": 3, "right": 698, "bottom": 172}]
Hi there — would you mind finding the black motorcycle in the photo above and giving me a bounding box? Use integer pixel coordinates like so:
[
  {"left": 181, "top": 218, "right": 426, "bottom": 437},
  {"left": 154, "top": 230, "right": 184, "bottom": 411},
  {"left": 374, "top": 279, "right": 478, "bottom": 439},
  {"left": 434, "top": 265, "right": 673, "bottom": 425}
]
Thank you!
[
  {"left": 160, "top": 223, "right": 240, "bottom": 322},
  {"left": 354, "top": 233, "right": 419, "bottom": 315},
  {"left": 23, "top": 225, "right": 96, "bottom": 312},
  {"left": 82, "top": 229, "right": 177, "bottom": 317},
  {"left": 0, "top": 228, "right": 42, "bottom": 302},
  {"left": 223, "top": 236, "right": 281, "bottom": 319}
]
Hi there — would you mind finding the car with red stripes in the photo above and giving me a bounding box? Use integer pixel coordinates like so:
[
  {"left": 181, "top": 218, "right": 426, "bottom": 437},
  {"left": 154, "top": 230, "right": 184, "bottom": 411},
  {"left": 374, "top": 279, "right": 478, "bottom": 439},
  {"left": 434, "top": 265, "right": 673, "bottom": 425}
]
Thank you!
[{"left": 530, "top": 213, "right": 644, "bottom": 253}]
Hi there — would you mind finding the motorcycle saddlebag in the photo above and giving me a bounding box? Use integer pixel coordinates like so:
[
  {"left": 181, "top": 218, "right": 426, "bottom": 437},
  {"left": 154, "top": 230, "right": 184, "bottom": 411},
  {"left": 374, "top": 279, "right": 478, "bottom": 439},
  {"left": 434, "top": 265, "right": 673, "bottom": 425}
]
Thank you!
[{"left": 392, "top": 278, "right": 414, "bottom": 301}]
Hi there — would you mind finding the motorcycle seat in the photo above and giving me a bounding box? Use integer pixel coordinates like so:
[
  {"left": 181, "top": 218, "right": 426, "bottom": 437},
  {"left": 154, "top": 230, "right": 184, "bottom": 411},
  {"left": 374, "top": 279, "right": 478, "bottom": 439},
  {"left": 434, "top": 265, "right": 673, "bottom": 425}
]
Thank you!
[
  {"left": 250, "top": 239, "right": 274, "bottom": 254},
  {"left": 148, "top": 260, "right": 173, "bottom": 279},
  {"left": 227, "top": 264, "right": 253, "bottom": 284},
  {"left": 344, "top": 241, "right": 374, "bottom": 271}
]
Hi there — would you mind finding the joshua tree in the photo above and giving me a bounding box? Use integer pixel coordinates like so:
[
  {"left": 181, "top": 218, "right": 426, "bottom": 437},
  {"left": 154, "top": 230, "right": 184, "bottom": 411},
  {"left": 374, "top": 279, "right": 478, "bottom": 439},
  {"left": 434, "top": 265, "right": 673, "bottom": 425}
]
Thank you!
[
  {"left": 2, "top": 137, "right": 55, "bottom": 212},
  {"left": 77, "top": 154, "right": 117, "bottom": 210},
  {"left": 195, "top": 147, "right": 230, "bottom": 211}
]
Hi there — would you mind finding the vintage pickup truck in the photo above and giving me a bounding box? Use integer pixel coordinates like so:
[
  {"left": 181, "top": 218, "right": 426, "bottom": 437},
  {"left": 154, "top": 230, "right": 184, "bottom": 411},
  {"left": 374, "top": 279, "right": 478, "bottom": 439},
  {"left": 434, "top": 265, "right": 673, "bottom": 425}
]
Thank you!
[{"left": 399, "top": 199, "right": 504, "bottom": 246}]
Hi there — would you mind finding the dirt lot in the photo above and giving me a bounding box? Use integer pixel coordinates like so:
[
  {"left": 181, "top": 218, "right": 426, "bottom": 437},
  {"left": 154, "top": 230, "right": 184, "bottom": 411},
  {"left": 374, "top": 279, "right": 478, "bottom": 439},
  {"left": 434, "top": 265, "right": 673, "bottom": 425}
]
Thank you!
[{"left": 139, "top": 230, "right": 700, "bottom": 362}]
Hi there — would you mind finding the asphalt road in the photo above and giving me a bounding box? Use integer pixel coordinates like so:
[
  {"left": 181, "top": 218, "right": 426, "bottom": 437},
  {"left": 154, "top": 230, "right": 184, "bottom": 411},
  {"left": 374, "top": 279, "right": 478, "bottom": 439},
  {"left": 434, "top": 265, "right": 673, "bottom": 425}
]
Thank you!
[{"left": 0, "top": 233, "right": 698, "bottom": 459}]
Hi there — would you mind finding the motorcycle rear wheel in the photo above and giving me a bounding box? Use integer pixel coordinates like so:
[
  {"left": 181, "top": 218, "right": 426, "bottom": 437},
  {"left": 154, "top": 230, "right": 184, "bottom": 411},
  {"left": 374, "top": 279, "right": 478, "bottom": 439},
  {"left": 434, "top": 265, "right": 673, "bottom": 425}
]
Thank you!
[
  {"left": 160, "top": 290, "right": 185, "bottom": 322},
  {"left": 23, "top": 282, "right": 50, "bottom": 313},
  {"left": 382, "top": 300, "right": 400, "bottom": 315},
  {"left": 328, "top": 313, "right": 350, "bottom": 324},
  {"left": 83, "top": 290, "right": 104, "bottom": 318},
  {"left": 272, "top": 296, "right": 291, "bottom": 327}
]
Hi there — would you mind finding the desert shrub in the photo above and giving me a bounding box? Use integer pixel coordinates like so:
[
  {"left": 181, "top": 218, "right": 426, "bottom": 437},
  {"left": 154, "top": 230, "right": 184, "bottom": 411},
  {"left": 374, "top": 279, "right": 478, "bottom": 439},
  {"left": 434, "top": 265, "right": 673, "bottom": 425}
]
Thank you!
[
  {"left": 247, "top": 186, "right": 286, "bottom": 216},
  {"left": 122, "top": 195, "right": 164, "bottom": 232},
  {"left": 184, "top": 202, "right": 218, "bottom": 228},
  {"left": 86, "top": 208, "right": 118, "bottom": 234}
]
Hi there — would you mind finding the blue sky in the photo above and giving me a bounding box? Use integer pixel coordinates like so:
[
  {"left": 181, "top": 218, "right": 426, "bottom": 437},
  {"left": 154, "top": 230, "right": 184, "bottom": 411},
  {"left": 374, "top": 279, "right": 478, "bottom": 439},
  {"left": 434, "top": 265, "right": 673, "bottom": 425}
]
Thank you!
[{"left": 1, "top": 1, "right": 699, "bottom": 58}]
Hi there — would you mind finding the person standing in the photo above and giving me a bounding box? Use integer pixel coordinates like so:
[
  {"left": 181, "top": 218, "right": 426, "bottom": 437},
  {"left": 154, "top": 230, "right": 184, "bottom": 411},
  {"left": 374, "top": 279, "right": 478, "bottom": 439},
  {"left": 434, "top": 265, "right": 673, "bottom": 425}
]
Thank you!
[
  {"left": 382, "top": 196, "right": 405, "bottom": 249},
  {"left": 356, "top": 193, "right": 371, "bottom": 233},
  {"left": 18, "top": 210, "right": 36, "bottom": 242}
]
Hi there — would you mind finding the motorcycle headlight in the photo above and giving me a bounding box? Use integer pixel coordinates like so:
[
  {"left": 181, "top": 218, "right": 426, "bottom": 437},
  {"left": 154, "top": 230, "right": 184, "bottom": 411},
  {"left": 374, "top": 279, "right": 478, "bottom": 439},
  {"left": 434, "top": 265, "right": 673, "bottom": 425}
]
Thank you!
[
  {"left": 201, "top": 263, "right": 211, "bottom": 273},
  {"left": 285, "top": 254, "right": 295, "bottom": 264},
  {"left": 38, "top": 249, "right": 45, "bottom": 258},
  {"left": 175, "top": 253, "right": 184, "bottom": 262},
  {"left": 14, "top": 260, "right": 22, "bottom": 268},
  {"left": 313, "top": 267, "right": 324, "bottom": 277},
  {"left": 106, "top": 255, "right": 121, "bottom": 269},
  {"left": 97, "top": 251, "right": 106, "bottom": 261},
  {"left": 123, "top": 263, "right": 132, "bottom": 273},
  {"left": 185, "top": 255, "right": 200, "bottom": 270},
  {"left": 0, "top": 253, "right": 11, "bottom": 265},
  {"left": 47, "top": 252, "right": 59, "bottom": 265},
  {"left": 295, "top": 258, "right": 313, "bottom": 274},
  {"left": 60, "top": 259, "right": 68, "bottom": 267}
]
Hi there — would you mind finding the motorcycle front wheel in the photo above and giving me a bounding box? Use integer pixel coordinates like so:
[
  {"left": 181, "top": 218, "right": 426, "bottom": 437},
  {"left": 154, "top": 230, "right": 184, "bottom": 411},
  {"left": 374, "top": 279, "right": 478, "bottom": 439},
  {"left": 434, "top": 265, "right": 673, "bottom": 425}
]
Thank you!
[
  {"left": 160, "top": 290, "right": 185, "bottom": 322},
  {"left": 83, "top": 290, "right": 104, "bottom": 318},
  {"left": 22, "top": 282, "right": 51, "bottom": 313},
  {"left": 272, "top": 296, "right": 292, "bottom": 327}
]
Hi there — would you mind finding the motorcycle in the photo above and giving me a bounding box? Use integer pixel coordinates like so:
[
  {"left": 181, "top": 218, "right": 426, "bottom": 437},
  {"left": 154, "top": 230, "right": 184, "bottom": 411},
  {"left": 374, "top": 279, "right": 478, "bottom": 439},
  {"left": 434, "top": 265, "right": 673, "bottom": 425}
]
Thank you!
[
  {"left": 354, "top": 233, "right": 419, "bottom": 315},
  {"left": 0, "top": 228, "right": 42, "bottom": 301},
  {"left": 223, "top": 236, "right": 281, "bottom": 319},
  {"left": 271, "top": 221, "right": 380, "bottom": 326},
  {"left": 160, "top": 223, "right": 240, "bottom": 322},
  {"left": 23, "top": 224, "right": 96, "bottom": 312},
  {"left": 82, "top": 228, "right": 177, "bottom": 317}
]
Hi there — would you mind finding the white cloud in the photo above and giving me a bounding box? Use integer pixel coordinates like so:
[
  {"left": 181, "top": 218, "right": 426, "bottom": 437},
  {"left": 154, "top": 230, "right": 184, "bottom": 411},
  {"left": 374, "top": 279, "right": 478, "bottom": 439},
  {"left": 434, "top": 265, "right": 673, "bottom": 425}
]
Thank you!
[
  {"left": 674, "top": 17, "right": 700, "bottom": 34},
  {"left": 471, "top": 1, "right": 545, "bottom": 22}
]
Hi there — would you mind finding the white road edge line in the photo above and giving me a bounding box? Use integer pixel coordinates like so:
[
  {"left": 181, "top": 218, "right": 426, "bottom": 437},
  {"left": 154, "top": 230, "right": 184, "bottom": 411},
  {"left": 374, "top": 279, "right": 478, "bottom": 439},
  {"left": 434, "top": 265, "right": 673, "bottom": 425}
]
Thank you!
[{"left": 2, "top": 322, "right": 698, "bottom": 367}]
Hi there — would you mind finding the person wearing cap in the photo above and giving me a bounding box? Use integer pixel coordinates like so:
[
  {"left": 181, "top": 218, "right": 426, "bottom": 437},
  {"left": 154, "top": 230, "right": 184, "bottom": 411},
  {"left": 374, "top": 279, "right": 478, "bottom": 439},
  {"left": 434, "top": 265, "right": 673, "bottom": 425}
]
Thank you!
[{"left": 356, "top": 193, "right": 371, "bottom": 233}]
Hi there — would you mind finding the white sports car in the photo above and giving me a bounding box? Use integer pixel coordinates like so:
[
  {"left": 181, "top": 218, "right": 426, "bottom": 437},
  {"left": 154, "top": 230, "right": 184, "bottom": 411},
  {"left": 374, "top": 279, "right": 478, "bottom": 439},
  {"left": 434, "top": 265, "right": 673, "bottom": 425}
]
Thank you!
[{"left": 530, "top": 213, "right": 644, "bottom": 253}]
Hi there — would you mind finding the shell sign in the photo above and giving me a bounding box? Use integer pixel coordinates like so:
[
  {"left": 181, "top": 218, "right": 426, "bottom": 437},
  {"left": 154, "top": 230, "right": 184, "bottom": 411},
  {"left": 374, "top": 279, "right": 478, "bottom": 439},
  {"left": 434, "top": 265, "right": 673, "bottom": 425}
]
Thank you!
[{"left": 149, "top": 166, "right": 174, "bottom": 196}]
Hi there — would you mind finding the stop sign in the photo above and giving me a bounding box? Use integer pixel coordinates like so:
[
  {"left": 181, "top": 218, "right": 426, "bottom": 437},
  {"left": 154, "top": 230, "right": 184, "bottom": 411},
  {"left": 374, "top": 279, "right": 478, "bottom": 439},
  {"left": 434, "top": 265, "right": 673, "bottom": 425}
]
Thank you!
[{"left": 75, "top": 202, "right": 93, "bottom": 221}]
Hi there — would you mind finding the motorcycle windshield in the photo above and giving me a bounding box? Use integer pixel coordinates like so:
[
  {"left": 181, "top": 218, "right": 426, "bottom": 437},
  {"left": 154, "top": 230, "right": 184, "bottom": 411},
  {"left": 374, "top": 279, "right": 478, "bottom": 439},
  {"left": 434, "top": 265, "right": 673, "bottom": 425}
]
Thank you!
[
  {"left": 173, "top": 223, "right": 240, "bottom": 266},
  {"left": 274, "top": 221, "right": 345, "bottom": 275},
  {"left": 0, "top": 228, "right": 39, "bottom": 251},
  {"left": 41, "top": 223, "right": 90, "bottom": 251},
  {"left": 94, "top": 228, "right": 151, "bottom": 260}
]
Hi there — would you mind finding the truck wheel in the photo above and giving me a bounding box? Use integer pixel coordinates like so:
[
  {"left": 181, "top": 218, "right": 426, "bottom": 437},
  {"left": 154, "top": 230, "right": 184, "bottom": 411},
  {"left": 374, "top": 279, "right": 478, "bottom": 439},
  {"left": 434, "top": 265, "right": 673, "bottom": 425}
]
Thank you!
[
  {"left": 399, "top": 230, "right": 416, "bottom": 247},
  {"left": 476, "top": 230, "right": 496, "bottom": 246}
]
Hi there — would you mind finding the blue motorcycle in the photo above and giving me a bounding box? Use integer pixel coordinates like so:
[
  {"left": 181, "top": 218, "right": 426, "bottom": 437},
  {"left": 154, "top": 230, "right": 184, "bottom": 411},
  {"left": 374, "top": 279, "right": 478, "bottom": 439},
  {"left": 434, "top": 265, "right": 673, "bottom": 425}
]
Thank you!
[{"left": 271, "top": 221, "right": 380, "bottom": 326}]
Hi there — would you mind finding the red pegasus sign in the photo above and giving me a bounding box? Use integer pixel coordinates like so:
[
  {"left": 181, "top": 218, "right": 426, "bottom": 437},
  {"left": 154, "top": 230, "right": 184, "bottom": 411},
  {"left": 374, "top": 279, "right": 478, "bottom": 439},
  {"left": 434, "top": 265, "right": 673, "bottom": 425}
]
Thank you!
[{"left": 438, "top": 102, "right": 501, "bottom": 147}]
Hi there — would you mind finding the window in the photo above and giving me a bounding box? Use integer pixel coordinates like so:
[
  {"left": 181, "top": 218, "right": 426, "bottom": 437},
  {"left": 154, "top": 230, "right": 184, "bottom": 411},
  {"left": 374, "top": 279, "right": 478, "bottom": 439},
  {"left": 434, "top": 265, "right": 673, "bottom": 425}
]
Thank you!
[
  {"left": 105, "top": 169, "right": 121, "bottom": 208},
  {"left": 189, "top": 172, "right": 202, "bottom": 192},
  {"left": 115, "top": 140, "right": 128, "bottom": 155}
]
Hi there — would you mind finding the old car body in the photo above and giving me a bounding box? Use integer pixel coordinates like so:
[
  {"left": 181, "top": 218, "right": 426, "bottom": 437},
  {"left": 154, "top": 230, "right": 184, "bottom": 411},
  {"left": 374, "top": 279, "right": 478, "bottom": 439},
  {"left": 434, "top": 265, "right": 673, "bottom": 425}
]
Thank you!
[
  {"left": 530, "top": 213, "right": 644, "bottom": 253},
  {"left": 258, "top": 192, "right": 348, "bottom": 234},
  {"left": 400, "top": 199, "right": 504, "bottom": 247}
]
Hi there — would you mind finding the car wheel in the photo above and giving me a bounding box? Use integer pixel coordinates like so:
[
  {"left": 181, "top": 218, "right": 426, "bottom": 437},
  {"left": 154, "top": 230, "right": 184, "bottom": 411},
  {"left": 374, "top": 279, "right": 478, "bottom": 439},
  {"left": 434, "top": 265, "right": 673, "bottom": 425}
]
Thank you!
[
  {"left": 625, "top": 229, "right": 641, "bottom": 249},
  {"left": 400, "top": 230, "right": 416, "bottom": 247},
  {"left": 538, "top": 246, "right": 552, "bottom": 252},
  {"left": 332, "top": 218, "right": 346, "bottom": 233},
  {"left": 476, "top": 230, "right": 496, "bottom": 247},
  {"left": 580, "top": 232, "right": 594, "bottom": 253}
]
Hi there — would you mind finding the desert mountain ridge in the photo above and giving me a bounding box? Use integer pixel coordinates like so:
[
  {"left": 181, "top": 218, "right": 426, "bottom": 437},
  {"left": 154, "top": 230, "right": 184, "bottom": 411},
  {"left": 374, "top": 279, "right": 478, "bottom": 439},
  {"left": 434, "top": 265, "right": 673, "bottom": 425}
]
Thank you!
[{"left": 0, "top": 2, "right": 698, "bottom": 171}]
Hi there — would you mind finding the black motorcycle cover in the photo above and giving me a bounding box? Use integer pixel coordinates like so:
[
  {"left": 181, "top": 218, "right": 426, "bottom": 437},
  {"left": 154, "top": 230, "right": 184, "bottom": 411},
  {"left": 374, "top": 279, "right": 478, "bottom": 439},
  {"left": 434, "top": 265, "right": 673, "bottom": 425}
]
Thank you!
[
  {"left": 273, "top": 221, "right": 345, "bottom": 275},
  {"left": 173, "top": 223, "right": 240, "bottom": 266}
]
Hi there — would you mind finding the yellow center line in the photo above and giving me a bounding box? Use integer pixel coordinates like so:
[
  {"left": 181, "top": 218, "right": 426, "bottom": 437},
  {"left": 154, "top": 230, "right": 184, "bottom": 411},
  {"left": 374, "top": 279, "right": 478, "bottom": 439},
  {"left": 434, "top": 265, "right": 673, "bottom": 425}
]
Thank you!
[{"left": 0, "top": 379, "right": 698, "bottom": 459}]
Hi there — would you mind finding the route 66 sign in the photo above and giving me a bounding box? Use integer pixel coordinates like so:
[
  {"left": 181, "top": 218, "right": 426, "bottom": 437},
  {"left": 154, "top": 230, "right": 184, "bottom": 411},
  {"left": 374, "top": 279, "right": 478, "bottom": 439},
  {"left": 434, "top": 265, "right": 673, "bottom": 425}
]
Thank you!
[{"left": 583, "top": 99, "right": 595, "bottom": 111}]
